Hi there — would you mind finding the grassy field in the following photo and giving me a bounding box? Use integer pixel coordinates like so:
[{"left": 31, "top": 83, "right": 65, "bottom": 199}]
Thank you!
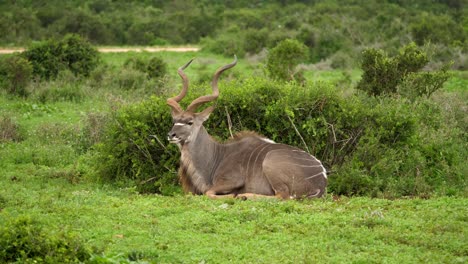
[
  {"left": 0, "top": 173, "right": 467, "bottom": 263},
  {"left": 1, "top": 51, "right": 467, "bottom": 263}
]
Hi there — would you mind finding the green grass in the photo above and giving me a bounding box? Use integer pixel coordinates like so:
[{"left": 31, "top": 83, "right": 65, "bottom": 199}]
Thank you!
[
  {"left": 1, "top": 51, "right": 467, "bottom": 263},
  {"left": 0, "top": 171, "right": 466, "bottom": 263},
  {"left": 444, "top": 71, "right": 468, "bottom": 92}
]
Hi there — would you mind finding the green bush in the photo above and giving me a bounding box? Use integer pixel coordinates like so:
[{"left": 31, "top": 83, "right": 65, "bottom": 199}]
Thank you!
[
  {"left": 332, "top": 96, "right": 467, "bottom": 198},
  {"left": 93, "top": 96, "right": 180, "bottom": 194},
  {"left": 0, "top": 215, "right": 92, "bottom": 263},
  {"left": 34, "top": 80, "right": 86, "bottom": 103},
  {"left": 357, "top": 43, "right": 450, "bottom": 98},
  {"left": 311, "top": 31, "right": 347, "bottom": 63},
  {"left": 23, "top": 34, "right": 100, "bottom": 80},
  {"left": 59, "top": 34, "right": 100, "bottom": 77},
  {"left": 410, "top": 13, "right": 465, "bottom": 46},
  {"left": 115, "top": 67, "right": 147, "bottom": 90},
  {"left": 123, "top": 55, "right": 168, "bottom": 79},
  {"left": 123, "top": 57, "right": 147, "bottom": 72},
  {"left": 266, "top": 38, "right": 308, "bottom": 81},
  {"left": 0, "top": 54, "right": 32, "bottom": 96},
  {"left": 0, "top": 115, "right": 22, "bottom": 142},
  {"left": 146, "top": 56, "right": 168, "bottom": 79},
  {"left": 200, "top": 27, "right": 246, "bottom": 57},
  {"left": 92, "top": 77, "right": 467, "bottom": 197},
  {"left": 243, "top": 28, "right": 269, "bottom": 54},
  {"left": 23, "top": 39, "right": 63, "bottom": 80},
  {"left": 398, "top": 64, "right": 452, "bottom": 100},
  {"left": 75, "top": 112, "right": 109, "bottom": 154}
]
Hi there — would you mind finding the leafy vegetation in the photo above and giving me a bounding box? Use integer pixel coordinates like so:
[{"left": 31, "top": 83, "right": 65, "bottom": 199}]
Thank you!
[
  {"left": 0, "top": 1, "right": 466, "bottom": 261},
  {"left": 0, "top": 54, "right": 32, "bottom": 96},
  {"left": 0, "top": 115, "right": 22, "bottom": 142},
  {"left": 124, "top": 55, "right": 168, "bottom": 80},
  {"left": 92, "top": 74, "right": 466, "bottom": 197},
  {"left": 0, "top": 215, "right": 92, "bottom": 263},
  {"left": 266, "top": 39, "right": 308, "bottom": 82},
  {"left": 0, "top": 48, "right": 466, "bottom": 263},
  {"left": 23, "top": 34, "right": 100, "bottom": 80},
  {"left": 0, "top": 1, "right": 466, "bottom": 69},
  {"left": 357, "top": 43, "right": 451, "bottom": 98}
]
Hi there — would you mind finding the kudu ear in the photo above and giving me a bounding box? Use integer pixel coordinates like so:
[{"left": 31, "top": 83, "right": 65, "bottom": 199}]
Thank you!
[{"left": 196, "top": 106, "right": 215, "bottom": 122}]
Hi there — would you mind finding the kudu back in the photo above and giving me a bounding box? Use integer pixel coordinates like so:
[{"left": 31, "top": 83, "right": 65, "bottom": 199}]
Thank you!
[{"left": 167, "top": 57, "right": 327, "bottom": 199}]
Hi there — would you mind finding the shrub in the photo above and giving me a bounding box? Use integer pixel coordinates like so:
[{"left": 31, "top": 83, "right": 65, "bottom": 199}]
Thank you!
[
  {"left": 59, "top": 34, "right": 100, "bottom": 77},
  {"left": 200, "top": 28, "right": 246, "bottom": 57},
  {"left": 266, "top": 38, "right": 308, "bottom": 81},
  {"left": 0, "top": 115, "right": 22, "bottom": 142},
  {"left": 330, "top": 94, "right": 467, "bottom": 198},
  {"left": 93, "top": 77, "right": 466, "bottom": 197},
  {"left": 75, "top": 112, "right": 109, "bottom": 153},
  {"left": 123, "top": 55, "right": 168, "bottom": 80},
  {"left": 311, "top": 31, "right": 347, "bottom": 63},
  {"left": 357, "top": 47, "right": 404, "bottom": 96},
  {"left": 397, "top": 63, "right": 452, "bottom": 100},
  {"left": 146, "top": 56, "right": 168, "bottom": 79},
  {"left": 357, "top": 43, "right": 450, "bottom": 98},
  {"left": 34, "top": 81, "right": 86, "bottom": 103},
  {"left": 23, "top": 39, "right": 63, "bottom": 80},
  {"left": 0, "top": 215, "right": 92, "bottom": 263},
  {"left": 410, "top": 13, "right": 465, "bottom": 46},
  {"left": 23, "top": 34, "right": 100, "bottom": 80},
  {"left": 330, "top": 51, "right": 356, "bottom": 69},
  {"left": 243, "top": 28, "right": 269, "bottom": 54},
  {"left": 93, "top": 96, "right": 180, "bottom": 194},
  {"left": 0, "top": 54, "right": 32, "bottom": 96},
  {"left": 115, "top": 67, "right": 147, "bottom": 90},
  {"left": 123, "top": 57, "right": 147, "bottom": 72}
]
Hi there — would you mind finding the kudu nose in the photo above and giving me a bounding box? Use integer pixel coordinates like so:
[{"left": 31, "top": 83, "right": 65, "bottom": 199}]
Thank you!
[{"left": 168, "top": 131, "right": 176, "bottom": 139}]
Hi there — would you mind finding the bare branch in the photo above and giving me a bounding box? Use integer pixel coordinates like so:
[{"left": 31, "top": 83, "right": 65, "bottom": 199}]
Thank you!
[
  {"left": 286, "top": 114, "right": 310, "bottom": 153},
  {"left": 224, "top": 106, "right": 234, "bottom": 138}
]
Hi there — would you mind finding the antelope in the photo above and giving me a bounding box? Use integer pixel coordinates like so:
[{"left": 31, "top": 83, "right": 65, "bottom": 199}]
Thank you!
[{"left": 167, "top": 56, "right": 327, "bottom": 199}]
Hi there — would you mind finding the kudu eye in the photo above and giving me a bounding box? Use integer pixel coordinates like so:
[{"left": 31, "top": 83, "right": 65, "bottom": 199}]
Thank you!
[{"left": 187, "top": 121, "right": 194, "bottom": 125}]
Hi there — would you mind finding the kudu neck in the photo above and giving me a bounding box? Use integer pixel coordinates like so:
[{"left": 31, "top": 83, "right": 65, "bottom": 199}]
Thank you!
[
  {"left": 185, "top": 126, "right": 221, "bottom": 154},
  {"left": 182, "top": 126, "right": 223, "bottom": 186}
]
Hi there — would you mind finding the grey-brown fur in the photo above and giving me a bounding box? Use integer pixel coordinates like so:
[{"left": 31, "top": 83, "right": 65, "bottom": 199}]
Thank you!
[{"left": 167, "top": 57, "right": 327, "bottom": 199}]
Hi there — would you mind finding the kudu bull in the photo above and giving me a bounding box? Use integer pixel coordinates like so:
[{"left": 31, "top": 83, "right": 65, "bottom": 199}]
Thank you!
[{"left": 167, "top": 56, "right": 327, "bottom": 199}]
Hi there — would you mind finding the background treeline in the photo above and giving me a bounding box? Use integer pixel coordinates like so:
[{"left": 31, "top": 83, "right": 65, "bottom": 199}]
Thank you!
[{"left": 1, "top": 0, "right": 466, "bottom": 68}]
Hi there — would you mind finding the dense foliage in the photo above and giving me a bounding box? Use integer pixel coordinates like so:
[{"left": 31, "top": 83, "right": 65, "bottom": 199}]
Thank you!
[
  {"left": 1, "top": 0, "right": 466, "bottom": 68},
  {"left": 266, "top": 39, "right": 308, "bottom": 81},
  {"left": 0, "top": 215, "right": 92, "bottom": 263},
  {"left": 357, "top": 43, "right": 451, "bottom": 98},
  {"left": 93, "top": 96, "right": 180, "bottom": 194},
  {"left": 124, "top": 55, "right": 168, "bottom": 80},
  {"left": 0, "top": 54, "right": 32, "bottom": 96},
  {"left": 0, "top": 33, "right": 464, "bottom": 198},
  {"left": 93, "top": 75, "right": 466, "bottom": 197},
  {"left": 23, "top": 34, "right": 100, "bottom": 80}
]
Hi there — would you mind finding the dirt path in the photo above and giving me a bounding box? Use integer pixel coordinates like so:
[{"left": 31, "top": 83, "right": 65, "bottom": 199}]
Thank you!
[{"left": 0, "top": 46, "right": 200, "bottom": 54}]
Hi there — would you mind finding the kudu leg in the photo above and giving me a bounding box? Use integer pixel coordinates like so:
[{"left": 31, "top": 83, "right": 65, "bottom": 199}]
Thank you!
[
  {"left": 205, "top": 190, "right": 236, "bottom": 199},
  {"left": 205, "top": 168, "right": 247, "bottom": 199},
  {"left": 236, "top": 193, "right": 286, "bottom": 200}
]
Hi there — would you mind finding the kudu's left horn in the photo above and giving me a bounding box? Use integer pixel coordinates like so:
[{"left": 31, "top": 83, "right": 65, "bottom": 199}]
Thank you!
[
  {"left": 167, "top": 58, "right": 195, "bottom": 114},
  {"left": 186, "top": 55, "right": 237, "bottom": 112}
]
